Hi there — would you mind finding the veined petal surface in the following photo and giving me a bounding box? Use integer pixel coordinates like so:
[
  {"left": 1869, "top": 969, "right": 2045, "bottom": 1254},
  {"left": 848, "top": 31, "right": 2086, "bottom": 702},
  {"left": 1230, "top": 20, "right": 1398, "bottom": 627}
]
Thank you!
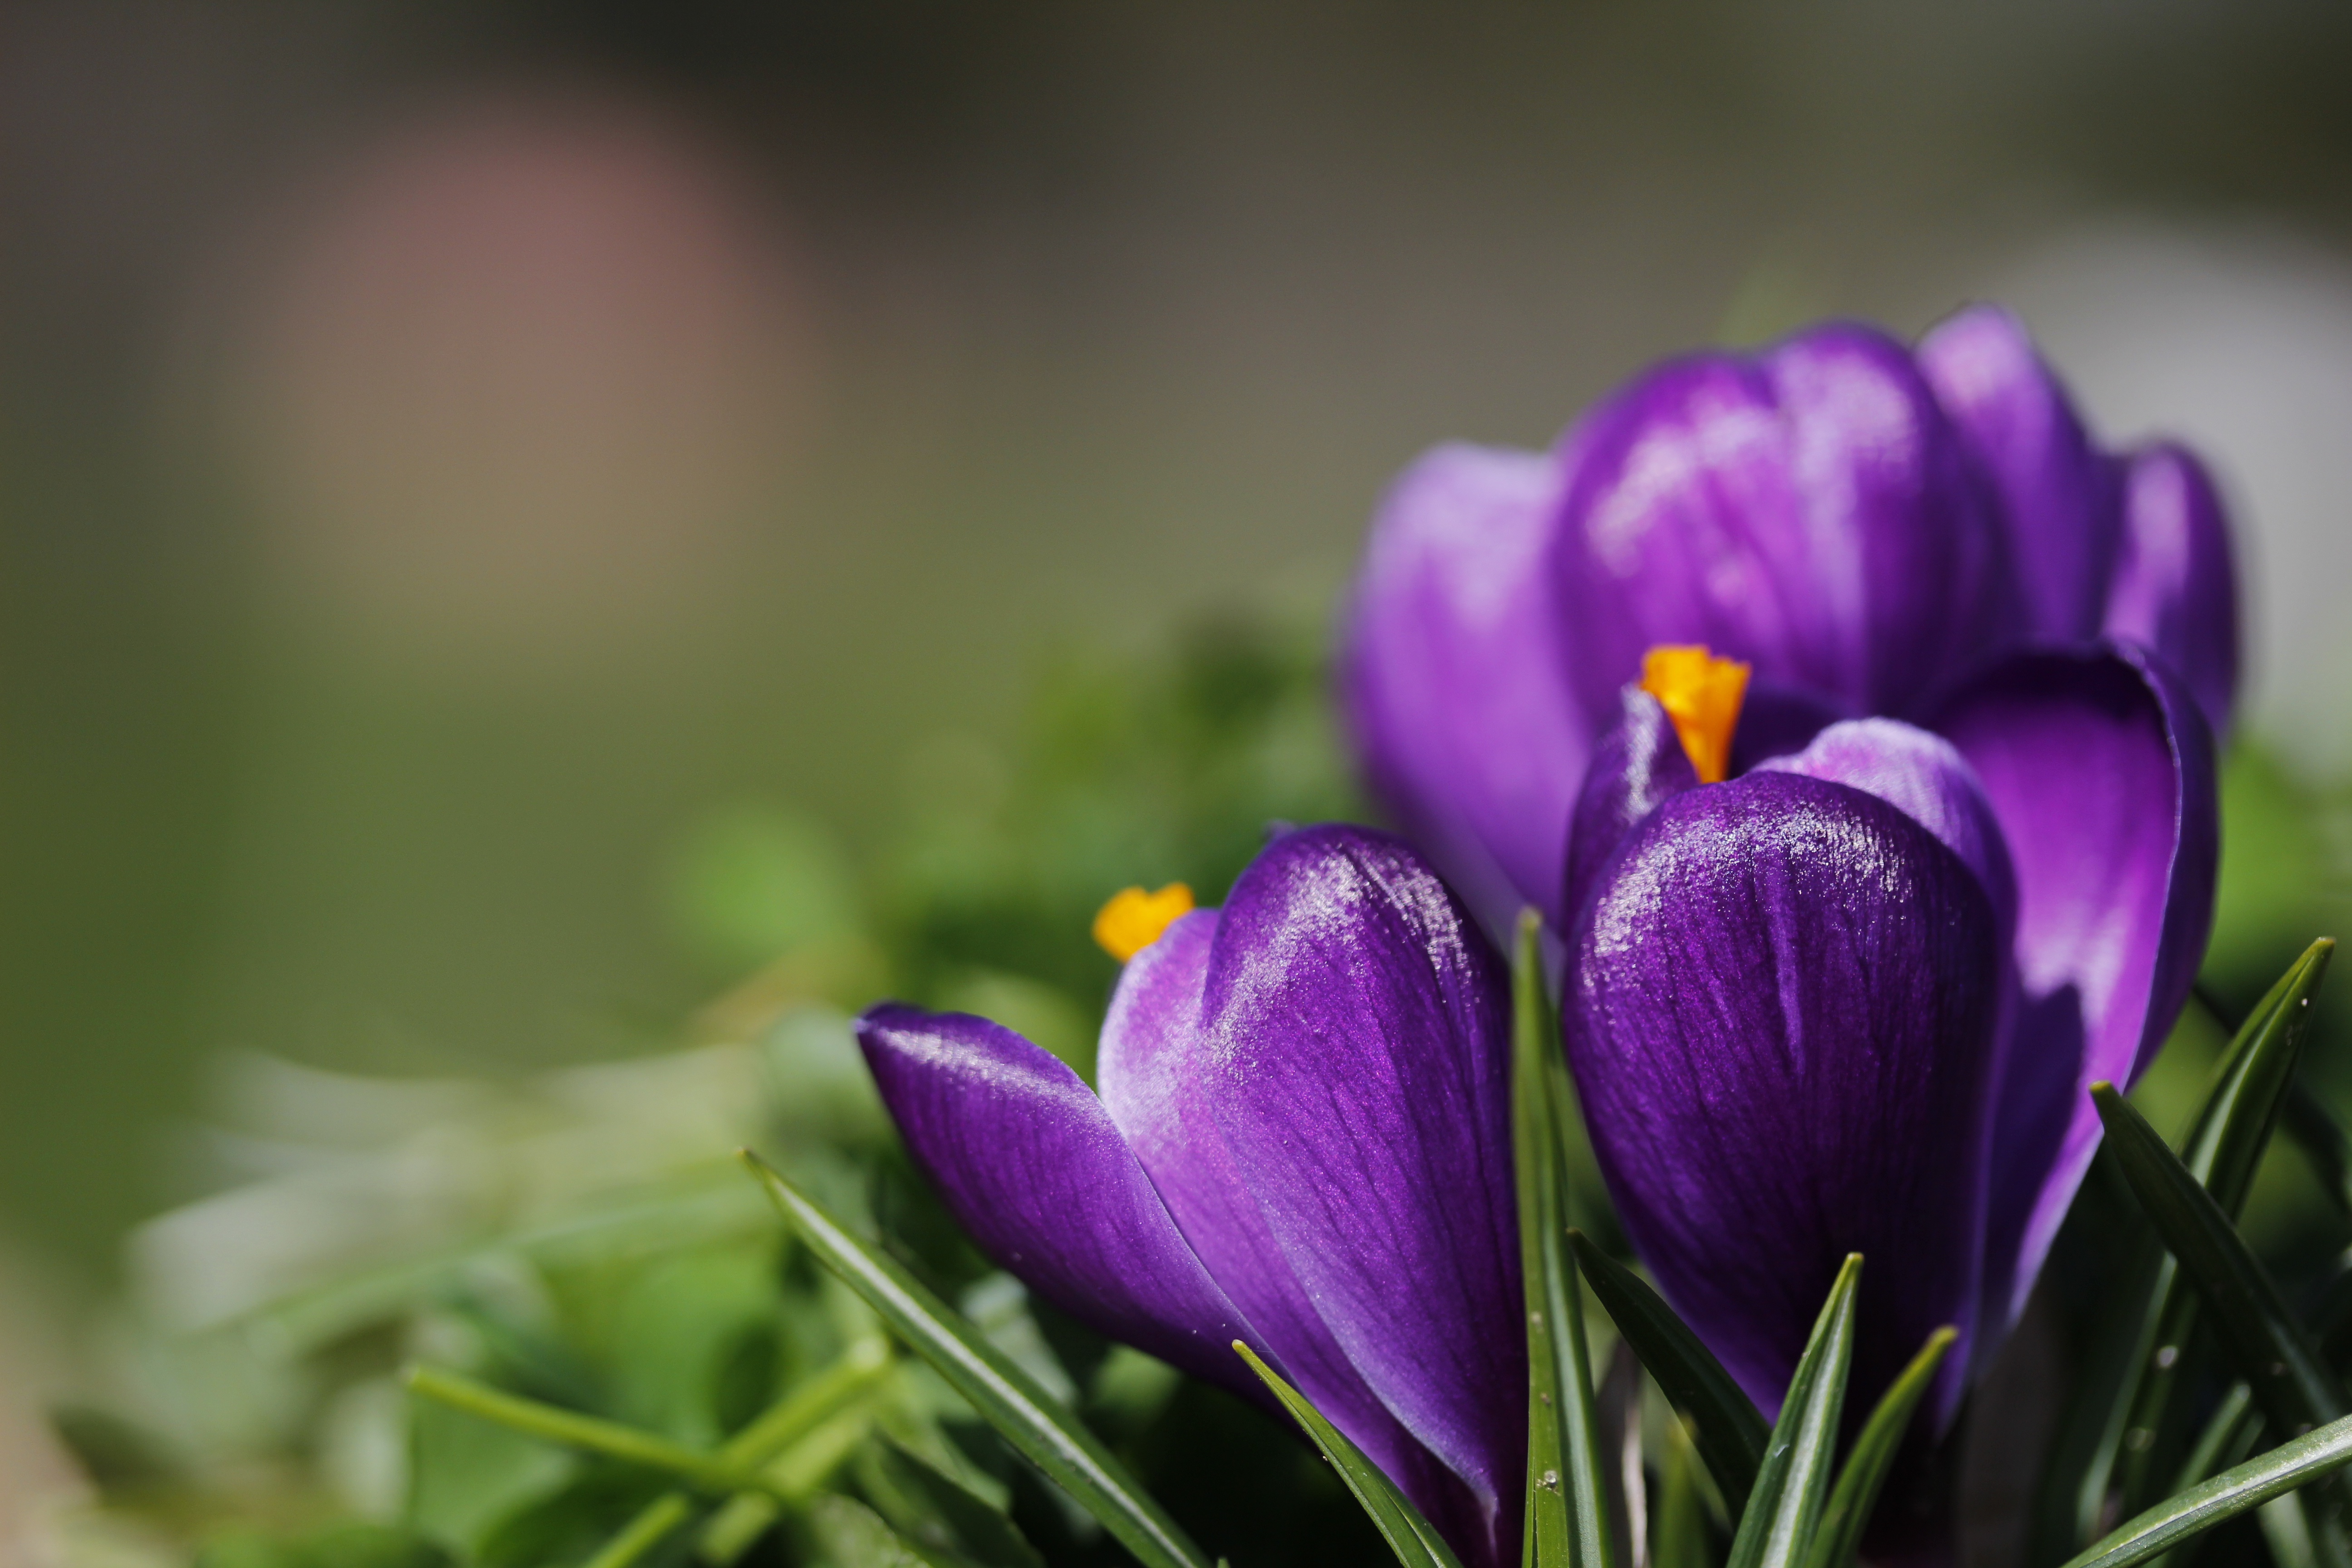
[
  {"left": 1551, "top": 322, "right": 2011, "bottom": 724},
  {"left": 856, "top": 1005, "right": 1267, "bottom": 1397},
  {"left": 1931, "top": 645, "right": 2220, "bottom": 1328},
  {"left": 1201, "top": 825, "right": 1525, "bottom": 1565},
  {"left": 1342, "top": 443, "right": 1586, "bottom": 932},
  {"left": 2103, "top": 441, "right": 2240, "bottom": 737},
  {"left": 1565, "top": 773, "right": 2002, "bottom": 1424},
  {"left": 1752, "top": 716, "right": 2018, "bottom": 946},
  {"left": 1095, "top": 909, "right": 1480, "bottom": 1549},
  {"left": 1918, "top": 303, "right": 2120, "bottom": 642},
  {"left": 1561, "top": 687, "right": 1698, "bottom": 932}
]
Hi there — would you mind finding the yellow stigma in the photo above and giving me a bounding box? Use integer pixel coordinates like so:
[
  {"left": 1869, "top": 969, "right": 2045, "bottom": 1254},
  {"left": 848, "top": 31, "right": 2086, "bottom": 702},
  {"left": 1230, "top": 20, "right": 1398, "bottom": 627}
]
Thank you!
[
  {"left": 1093, "top": 883, "right": 1196, "bottom": 962},
  {"left": 1639, "top": 644, "right": 1751, "bottom": 785}
]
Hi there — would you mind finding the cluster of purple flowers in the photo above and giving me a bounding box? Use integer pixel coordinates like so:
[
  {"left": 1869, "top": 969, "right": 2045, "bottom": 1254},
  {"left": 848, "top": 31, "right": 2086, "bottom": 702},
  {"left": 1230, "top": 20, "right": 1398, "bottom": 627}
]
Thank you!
[{"left": 856, "top": 307, "right": 2232, "bottom": 1566}]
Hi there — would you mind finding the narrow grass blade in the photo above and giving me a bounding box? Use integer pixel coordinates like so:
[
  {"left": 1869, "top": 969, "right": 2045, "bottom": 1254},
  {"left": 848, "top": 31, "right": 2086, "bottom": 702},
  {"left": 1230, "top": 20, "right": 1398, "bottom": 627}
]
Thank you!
[
  {"left": 1801, "top": 1326, "right": 1954, "bottom": 1568},
  {"left": 2091, "top": 1086, "right": 2348, "bottom": 1440},
  {"left": 1514, "top": 910, "right": 1616, "bottom": 1568},
  {"left": 1234, "top": 1341, "right": 1467, "bottom": 1568},
  {"left": 583, "top": 1337, "right": 895, "bottom": 1568},
  {"left": 1571, "top": 1230, "right": 1768, "bottom": 1515},
  {"left": 742, "top": 1152, "right": 1212, "bottom": 1568},
  {"left": 2118, "top": 939, "right": 2332, "bottom": 1509},
  {"left": 879, "top": 1436, "right": 1049, "bottom": 1568},
  {"left": 1653, "top": 1416, "right": 1721, "bottom": 1568},
  {"left": 2174, "top": 1383, "right": 2259, "bottom": 1496},
  {"left": 1724, "top": 1255, "right": 1861, "bottom": 1568},
  {"left": 404, "top": 1365, "right": 776, "bottom": 1497},
  {"left": 2060, "top": 1411, "right": 2352, "bottom": 1568}
]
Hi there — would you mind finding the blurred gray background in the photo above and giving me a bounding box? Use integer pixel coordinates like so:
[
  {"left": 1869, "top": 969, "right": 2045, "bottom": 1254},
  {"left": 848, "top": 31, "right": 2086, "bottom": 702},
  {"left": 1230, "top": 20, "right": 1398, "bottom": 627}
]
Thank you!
[{"left": 4, "top": 0, "right": 2351, "bottom": 1292}]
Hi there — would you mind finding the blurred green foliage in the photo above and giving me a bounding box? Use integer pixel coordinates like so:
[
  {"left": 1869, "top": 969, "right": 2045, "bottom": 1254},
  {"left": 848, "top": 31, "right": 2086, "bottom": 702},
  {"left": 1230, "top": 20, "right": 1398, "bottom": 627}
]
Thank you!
[
  {"left": 41, "top": 611, "right": 1374, "bottom": 1568},
  {"left": 37, "top": 611, "right": 2352, "bottom": 1568}
]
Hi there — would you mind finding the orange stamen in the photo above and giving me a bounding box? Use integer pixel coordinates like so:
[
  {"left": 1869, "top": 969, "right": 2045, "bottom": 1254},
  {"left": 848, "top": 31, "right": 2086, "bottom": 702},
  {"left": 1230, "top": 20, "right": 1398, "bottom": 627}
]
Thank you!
[
  {"left": 1092, "top": 883, "right": 1196, "bottom": 962},
  {"left": 1639, "top": 645, "right": 1751, "bottom": 785}
]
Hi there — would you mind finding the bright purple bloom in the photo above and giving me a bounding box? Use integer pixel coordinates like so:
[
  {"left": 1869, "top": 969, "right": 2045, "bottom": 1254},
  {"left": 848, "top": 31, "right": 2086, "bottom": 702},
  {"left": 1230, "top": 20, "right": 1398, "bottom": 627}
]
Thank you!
[
  {"left": 1566, "top": 656, "right": 2212, "bottom": 1419},
  {"left": 1345, "top": 306, "right": 2236, "bottom": 937},
  {"left": 857, "top": 826, "right": 1525, "bottom": 1567},
  {"left": 1343, "top": 308, "right": 2228, "bottom": 1413}
]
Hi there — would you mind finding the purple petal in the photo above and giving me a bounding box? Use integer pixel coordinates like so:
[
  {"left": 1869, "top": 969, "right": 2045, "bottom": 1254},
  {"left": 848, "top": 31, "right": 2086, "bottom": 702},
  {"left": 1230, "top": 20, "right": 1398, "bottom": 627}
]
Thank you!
[
  {"left": 1918, "top": 304, "right": 2120, "bottom": 642},
  {"left": 1561, "top": 687, "right": 1698, "bottom": 932},
  {"left": 1724, "top": 675, "right": 1847, "bottom": 777},
  {"left": 1201, "top": 825, "right": 1524, "bottom": 1565},
  {"left": 1550, "top": 322, "right": 2011, "bottom": 725},
  {"left": 2102, "top": 442, "right": 2240, "bottom": 738},
  {"left": 1341, "top": 443, "right": 1587, "bottom": 933},
  {"left": 1095, "top": 906, "right": 1492, "bottom": 1559},
  {"left": 855, "top": 1003, "right": 1269, "bottom": 1399},
  {"left": 1931, "top": 646, "right": 2219, "bottom": 1329},
  {"left": 1752, "top": 717, "right": 2018, "bottom": 944},
  {"left": 1564, "top": 772, "right": 2003, "bottom": 1425}
]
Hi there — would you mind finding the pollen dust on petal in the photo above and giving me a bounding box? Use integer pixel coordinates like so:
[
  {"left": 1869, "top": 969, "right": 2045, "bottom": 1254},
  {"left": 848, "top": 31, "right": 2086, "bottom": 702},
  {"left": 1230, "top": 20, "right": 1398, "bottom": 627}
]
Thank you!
[
  {"left": 1092, "top": 883, "right": 1195, "bottom": 962},
  {"left": 1640, "top": 644, "right": 1750, "bottom": 785}
]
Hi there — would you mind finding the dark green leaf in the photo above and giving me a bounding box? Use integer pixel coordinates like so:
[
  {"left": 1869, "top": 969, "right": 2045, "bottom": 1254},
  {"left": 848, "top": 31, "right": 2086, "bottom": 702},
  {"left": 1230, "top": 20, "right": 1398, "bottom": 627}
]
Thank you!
[
  {"left": 1801, "top": 1326, "right": 1953, "bottom": 1568},
  {"left": 1725, "top": 1255, "right": 1860, "bottom": 1568},
  {"left": 1234, "top": 1340, "right": 1467, "bottom": 1568},
  {"left": 2090, "top": 1086, "right": 2348, "bottom": 1443},
  {"left": 1514, "top": 910, "right": 1617, "bottom": 1568},
  {"left": 1653, "top": 1416, "right": 1723, "bottom": 1568},
  {"left": 1570, "top": 1230, "right": 1768, "bottom": 1516},
  {"left": 2060, "top": 1411, "right": 2352, "bottom": 1568},
  {"left": 2120, "top": 940, "right": 2335, "bottom": 1508},
  {"left": 741, "top": 1152, "right": 1213, "bottom": 1568},
  {"left": 876, "top": 1436, "right": 1048, "bottom": 1568}
]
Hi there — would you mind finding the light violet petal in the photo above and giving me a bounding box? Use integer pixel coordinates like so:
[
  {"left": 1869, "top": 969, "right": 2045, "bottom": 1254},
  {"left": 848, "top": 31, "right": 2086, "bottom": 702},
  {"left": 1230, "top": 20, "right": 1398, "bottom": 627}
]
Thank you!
[
  {"left": 1931, "top": 645, "right": 2219, "bottom": 1329},
  {"left": 2103, "top": 441, "right": 2240, "bottom": 737},
  {"left": 1095, "top": 909, "right": 1477, "bottom": 1546},
  {"left": 1203, "top": 825, "right": 1524, "bottom": 1566},
  {"left": 1342, "top": 443, "right": 1588, "bottom": 933},
  {"left": 1551, "top": 322, "right": 2012, "bottom": 725},
  {"left": 1918, "top": 304, "right": 2120, "bottom": 641},
  {"left": 856, "top": 1003, "right": 1269, "bottom": 1399}
]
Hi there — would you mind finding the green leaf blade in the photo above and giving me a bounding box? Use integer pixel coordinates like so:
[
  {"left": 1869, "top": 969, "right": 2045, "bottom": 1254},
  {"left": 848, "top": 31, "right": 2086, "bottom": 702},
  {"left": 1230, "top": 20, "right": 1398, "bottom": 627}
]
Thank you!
[
  {"left": 1570, "top": 1230, "right": 1769, "bottom": 1516},
  {"left": 1726, "top": 1254, "right": 1861, "bottom": 1568},
  {"left": 741, "top": 1152, "right": 1212, "bottom": 1568},
  {"left": 1514, "top": 910, "right": 1616, "bottom": 1568},
  {"left": 2062, "top": 1412, "right": 2352, "bottom": 1568},
  {"left": 1800, "top": 1326, "right": 1953, "bottom": 1568},
  {"left": 1233, "top": 1340, "right": 1467, "bottom": 1568},
  {"left": 2090, "top": 1086, "right": 2347, "bottom": 1441},
  {"left": 2121, "top": 939, "right": 2336, "bottom": 1508}
]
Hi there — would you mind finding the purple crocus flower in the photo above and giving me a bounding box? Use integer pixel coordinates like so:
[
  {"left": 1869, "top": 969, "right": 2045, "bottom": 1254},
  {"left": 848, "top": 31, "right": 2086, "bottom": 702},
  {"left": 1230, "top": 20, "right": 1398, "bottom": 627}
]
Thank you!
[
  {"left": 856, "top": 825, "right": 1526, "bottom": 1567},
  {"left": 1344, "top": 305, "right": 2235, "bottom": 938},
  {"left": 1343, "top": 306, "right": 2227, "bottom": 1413}
]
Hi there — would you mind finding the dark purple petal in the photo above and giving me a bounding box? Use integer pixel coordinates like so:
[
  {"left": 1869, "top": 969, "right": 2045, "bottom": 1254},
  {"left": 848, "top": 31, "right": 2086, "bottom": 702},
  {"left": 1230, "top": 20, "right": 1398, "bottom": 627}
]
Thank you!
[
  {"left": 1561, "top": 687, "right": 1698, "bottom": 931},
  {"left": 2102, "top": 442, "right": 2240, "bottom": 737},
  {"left": 1550, "top": 322, "right": 2011, "bottom": 725},
  {"left": 855, "top": 1003, "right": 1269, "bottom": 1399},
  {"left": 1724, "top": 675, "right": 1847, "bottom": 777},
  {"left": 1094, "top": 910, "right": 1475, "bottom": 1545},
  {"left": 1565, "top": 773, "right": 2003, "bottom": 1426},
  {"left": 1918, "top": 304, "right": 2120, "bottom": 642},
  {"left": 1931, "top": 646, "right": 2219, "bottom": 1330},
  {"left": 1201, "top": 825, "right": 1524, "bottom": 1565},
  {"left": 1751, "top": 717, "right": 2018, "bottom": 944},
  {"left": 1342, "top": 443, "right": 1588, "bottom": 932}
]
